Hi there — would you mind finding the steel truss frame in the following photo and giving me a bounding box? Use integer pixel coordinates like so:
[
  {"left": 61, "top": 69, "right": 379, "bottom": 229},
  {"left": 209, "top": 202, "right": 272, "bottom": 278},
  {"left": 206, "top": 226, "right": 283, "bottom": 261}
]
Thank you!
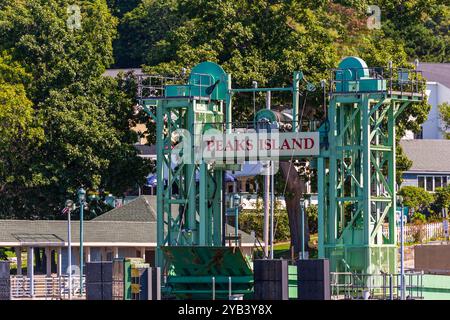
[{"left": 318, "top": 92, "right": 423, "bottom": 274}]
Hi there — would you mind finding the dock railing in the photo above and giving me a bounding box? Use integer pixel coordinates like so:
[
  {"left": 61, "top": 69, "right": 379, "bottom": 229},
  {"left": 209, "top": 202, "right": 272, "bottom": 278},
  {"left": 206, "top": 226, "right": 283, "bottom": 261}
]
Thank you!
[
  {"left": 330, "top": 271, "right": 424, "bottom": 300},
  {"left": 10, "top": 275, "right": 85, "bottom": 300}
]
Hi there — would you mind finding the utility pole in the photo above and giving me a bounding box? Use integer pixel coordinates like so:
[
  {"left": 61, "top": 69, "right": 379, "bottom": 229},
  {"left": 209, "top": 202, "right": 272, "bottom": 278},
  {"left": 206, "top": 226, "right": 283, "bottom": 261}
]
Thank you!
[
  {"left": 300, "top": 199, "right": 305, "bottom": 259},
  {"left": 263, "top": 90, "right": 271, "bottom": 259},
  {"left": 263, "top": 168, "right": 270, "bottom": 258},
  {"left": 77, "top": 188, "right": 86, "bottom": 297},
  {"left": 270, "top": 160, "right": 275, "bottom": 259},
  {"left": 64, "top": 200, "right": 74, "bottom": 300},
  {"left": 398, "top": 196, "right": 405, "bottom": 300}
]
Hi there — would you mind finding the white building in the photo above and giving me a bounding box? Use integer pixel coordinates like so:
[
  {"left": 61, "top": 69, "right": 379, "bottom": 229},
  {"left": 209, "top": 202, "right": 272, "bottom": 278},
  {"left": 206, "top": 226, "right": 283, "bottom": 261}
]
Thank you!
[{"left": 404, "top": 63, "right": 450, "bottom": 140}]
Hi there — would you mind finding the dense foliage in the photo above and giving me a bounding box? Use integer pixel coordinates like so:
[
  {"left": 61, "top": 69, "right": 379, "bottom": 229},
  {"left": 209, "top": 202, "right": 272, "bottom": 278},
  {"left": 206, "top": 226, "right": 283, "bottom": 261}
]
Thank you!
[
  {"left": 111, "top": 0, "right": 449, "bottom": 68},
  {"left": 399, "top": 185, "right": 450, "bottom": 222},
  {"left": 440, "top": 102, "right": 450, "bottom": 139},
  {"left": 398, "top": 186, "right": 434, "bottom": 212},
  {"left": 0, "top": 0, "right": 150, "bottom": 219},
  {"left": 110, "top": 0, "right": 434, "bottom": 181},
  {"left": 0, "top": 0, "right": 446, "bottom": 222},
  {"left": 432, "top": 186, "right": 450, "bottom": 216},
  {"left": 239, "top": 204, "right": 318, "bottom": 242}
]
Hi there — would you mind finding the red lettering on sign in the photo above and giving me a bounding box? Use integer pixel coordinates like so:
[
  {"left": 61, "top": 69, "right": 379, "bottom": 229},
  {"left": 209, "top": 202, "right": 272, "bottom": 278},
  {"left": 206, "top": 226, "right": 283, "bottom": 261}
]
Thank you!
[
  {"left": 216, "top": 140, "right": 223, "bottom": 151},
  {"left": 238, "top": 139, "right": 246, "bottom": 151},
  {"left": 225, "top": 140, "right": 234, "bottom": 151},
  {"left": 292, "top": 138, "right": 303, "bottom": 149},
  {"left": 206, "top": 140, "right": 215, "bottom": 151},
  {"left": 281, "top": 139, "right": 291, "bottom": 150},
  {"left": 305, "top": 138, "right": 314, "bottom": 149}
]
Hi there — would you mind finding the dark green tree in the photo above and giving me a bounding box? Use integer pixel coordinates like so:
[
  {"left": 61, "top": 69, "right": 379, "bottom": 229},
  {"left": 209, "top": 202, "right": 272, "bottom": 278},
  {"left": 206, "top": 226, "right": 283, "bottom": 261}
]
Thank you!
[
  {"left": 439, "top": 102, "right": 450, "bottom": 139},
  {"left": 0, "top": 0, "right": 151, "bottom": 219},
  {"left": 398, "top": 186, "right": 434, "bottom": 212}
]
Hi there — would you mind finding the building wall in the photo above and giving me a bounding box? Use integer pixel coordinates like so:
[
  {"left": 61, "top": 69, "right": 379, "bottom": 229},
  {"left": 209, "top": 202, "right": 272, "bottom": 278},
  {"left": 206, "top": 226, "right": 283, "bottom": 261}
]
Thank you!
[
  {"left": 60, "top": 246, "right": 152, "bottom": 273},
  {"left": 403, "top": 81, "right": 450, "bottom": 140},
  {"left": 422, "top": 82, "right": 439, "bottom": 139},
  {"left": 415, "top": 245, "right": 450, "bottom": 275},
  {"left": 401, "top": 173, "right": 419, "bottom": 188},
  {"left": 401, "top": 172, "right": 450, "bottom": 193},
  {"left": 61, "top": 247, "right": 79, "bottom": 275}
]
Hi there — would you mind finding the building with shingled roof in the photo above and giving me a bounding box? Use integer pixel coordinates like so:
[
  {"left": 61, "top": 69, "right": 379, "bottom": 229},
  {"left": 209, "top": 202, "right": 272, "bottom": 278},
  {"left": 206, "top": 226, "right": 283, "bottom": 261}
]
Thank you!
[{"left": 0, "top": 196, "right": 255, "bottom": 280}]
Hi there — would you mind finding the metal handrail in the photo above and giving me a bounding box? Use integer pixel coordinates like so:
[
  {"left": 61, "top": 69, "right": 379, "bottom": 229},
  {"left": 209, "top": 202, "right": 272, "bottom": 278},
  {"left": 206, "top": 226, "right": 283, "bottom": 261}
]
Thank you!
[
  {"left": 136, "top": 74, "right": 181, "bottom": 98},
  {"left": 137, "top": 72, "right": 215, "bottom": 100},
  {"left": 330, "top": 271, "right": 424, "bottom": 300},
  {"left": 10, "top": 275, "right": 86, "bottom": 300},
  {"left": 329, "top": 66, "right": 425, "bottom": 98}
]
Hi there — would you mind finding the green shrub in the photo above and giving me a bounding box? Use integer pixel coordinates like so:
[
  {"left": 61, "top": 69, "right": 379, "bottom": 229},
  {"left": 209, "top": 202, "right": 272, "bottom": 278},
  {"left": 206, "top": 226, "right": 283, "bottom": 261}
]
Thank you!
[
  {"left": 411, "top": 212, "right": 427, "bottom": 224},
  {"left": 432, "top": 186, "right": 450, "bottom": 215},
  {"left": 0, "top": 248, "right": 7, "bottom": 260},
  {"left": 426, "top": 213, "right": 442, "bottom": 223},
  {"left": 398, "top": 186, "right": 433, "bottom": 212},
  {"left": 239, "top": 204, "right": 319, "bottom": 242},
  {"left": 239, "top": 212, "right": 291, "bottom": 242},
  {"left": 306, "top": 205, "right": 318, "bottom": 234},
  {"left": 412, "top": 224, "right": 426, "bottom": 243}
]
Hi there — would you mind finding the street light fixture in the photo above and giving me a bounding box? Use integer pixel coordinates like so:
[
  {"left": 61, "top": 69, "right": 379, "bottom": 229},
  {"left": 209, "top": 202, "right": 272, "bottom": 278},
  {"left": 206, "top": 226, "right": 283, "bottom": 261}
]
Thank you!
[
  {"left": 64, "top": 199, "right": 74, "bottom": 300},
  {"left": 77, "top": 188, "right": 86, "bottom": 297},
  {"left": 397, "top": 195, "right": 405, "bottom": 300},
  {"left": 299, "top": 198, "right": 305, "bottom": 260}
]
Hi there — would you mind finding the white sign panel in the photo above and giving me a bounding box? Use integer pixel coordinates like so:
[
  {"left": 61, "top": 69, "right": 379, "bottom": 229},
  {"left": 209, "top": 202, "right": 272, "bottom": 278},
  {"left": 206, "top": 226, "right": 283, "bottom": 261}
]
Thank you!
[{"left": 199, "top": 131, "right": 320, "bottom": 163}]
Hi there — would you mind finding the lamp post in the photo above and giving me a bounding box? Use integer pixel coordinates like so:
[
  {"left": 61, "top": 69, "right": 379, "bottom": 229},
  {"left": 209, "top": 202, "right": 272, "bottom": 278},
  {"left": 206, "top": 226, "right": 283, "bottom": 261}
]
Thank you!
[
  {"left": 398, "top": 195, "right": 405, "bottom": 300},
  {"left": 64, "top": 199, "right": 74, "bottom": 300},
  {"left": 269, "top": 161, "right": 275, "bottom": 260},
  {"left": 232, "top": 194, "right": 241, "bottom": 247},
  {"left": 299, "top": 198, "right": 305, "bottom": 260},
  {"left": 77, "top": 188, "right": 86, "bottom": 297}
]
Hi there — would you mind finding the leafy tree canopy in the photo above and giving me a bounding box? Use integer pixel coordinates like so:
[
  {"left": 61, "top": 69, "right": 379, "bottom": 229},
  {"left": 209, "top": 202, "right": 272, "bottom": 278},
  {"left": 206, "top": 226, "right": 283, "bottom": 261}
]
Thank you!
[
  {"left": 439, "top": 102, "right": 450, "bottom": 139},
  {"left": 399, "top": 186, "right": 434, "bottom": 212},
  {"left": 0, "top": 52, "right": 44, "bottom": 200},
  {"left": 0, "top": 0, "right": 151, "bottom": 219}
]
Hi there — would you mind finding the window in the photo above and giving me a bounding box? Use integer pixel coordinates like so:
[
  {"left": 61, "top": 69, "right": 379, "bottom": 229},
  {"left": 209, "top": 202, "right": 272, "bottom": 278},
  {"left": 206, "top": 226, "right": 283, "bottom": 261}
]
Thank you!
[
  {"left": 417, "top": 175, "right": 450, "bottom": 192},
  {"left": 426, "top": 177, "right": 433, "bottom": 191},
  {"left": 414, "top": 127, "right": 423, "bottom": 139},
  {"left": 435, "top": 177, "right": 442, "bottom": 189},
  {"left": 418, "top": 176, "right": 425, "bottom": 189}
]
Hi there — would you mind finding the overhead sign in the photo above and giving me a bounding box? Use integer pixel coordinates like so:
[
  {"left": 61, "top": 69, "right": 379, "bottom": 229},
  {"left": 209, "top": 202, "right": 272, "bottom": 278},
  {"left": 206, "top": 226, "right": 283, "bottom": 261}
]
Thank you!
[{"left": 198, "top": 131, "right": 320, "bottom": 163}]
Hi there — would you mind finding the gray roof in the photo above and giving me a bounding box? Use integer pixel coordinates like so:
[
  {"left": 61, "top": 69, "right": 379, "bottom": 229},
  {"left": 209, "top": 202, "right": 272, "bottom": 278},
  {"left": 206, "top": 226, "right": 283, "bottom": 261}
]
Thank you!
[
  {"left": 134, "top": 144, "right": 156, "bottom": 157},
  {"left": 0, "top": 195, "right": 254, "bottom": 246},
  {"left": 401, "top": 139, "right": 450, "bottom": 173},
  {"left": 419, "top": 63, "right": 450, "bottom": 88},
  {"left": 93, "top": 195, "right": 158, "bottom": 222},
  {"left": 0, "top": 220, "right": 154, "bottom": 245}
]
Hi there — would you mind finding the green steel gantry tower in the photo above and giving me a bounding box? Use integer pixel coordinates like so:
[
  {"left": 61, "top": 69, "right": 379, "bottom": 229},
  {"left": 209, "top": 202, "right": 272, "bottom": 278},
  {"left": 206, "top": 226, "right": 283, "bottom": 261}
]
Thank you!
[
  {"left": 317, "top": 57, "right": 423, "bottom": 274},
  {"left": 139, "top": 62, "right": 229, "bottom": 262},
  {"left": 138, "top": 61, "right": 305, "bottom": 298},
  {"left": 137, "top": 56, "right": 424, "bottom": 297}
]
